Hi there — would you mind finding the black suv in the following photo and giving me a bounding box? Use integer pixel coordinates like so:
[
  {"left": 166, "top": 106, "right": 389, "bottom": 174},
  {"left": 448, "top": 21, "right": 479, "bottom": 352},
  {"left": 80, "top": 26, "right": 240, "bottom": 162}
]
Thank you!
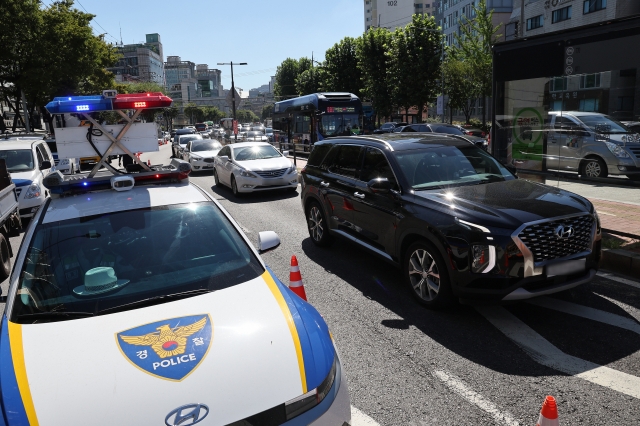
[{"left": 300, "top": 134, "right": 601, "bottom": 307}]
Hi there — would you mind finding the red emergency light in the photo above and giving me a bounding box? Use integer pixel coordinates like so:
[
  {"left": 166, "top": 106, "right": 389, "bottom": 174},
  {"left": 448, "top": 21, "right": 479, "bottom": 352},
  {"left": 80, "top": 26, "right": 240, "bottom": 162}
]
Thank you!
[{"left": 112, "top": 92, "right": 173, "bottom": 110}]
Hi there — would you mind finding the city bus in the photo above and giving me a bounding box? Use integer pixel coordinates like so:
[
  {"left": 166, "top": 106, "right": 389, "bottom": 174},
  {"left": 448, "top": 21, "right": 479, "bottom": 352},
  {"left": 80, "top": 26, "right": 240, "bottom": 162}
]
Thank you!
[{"left": 272, "top": 93, "right": 363, "bottom": 151}]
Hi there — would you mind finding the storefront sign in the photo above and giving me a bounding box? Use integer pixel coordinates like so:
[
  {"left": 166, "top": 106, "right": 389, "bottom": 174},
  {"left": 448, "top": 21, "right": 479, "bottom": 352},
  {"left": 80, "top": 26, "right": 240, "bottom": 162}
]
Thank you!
[{"left": 511, "top": 107, "right": 545, "bottom": 169}]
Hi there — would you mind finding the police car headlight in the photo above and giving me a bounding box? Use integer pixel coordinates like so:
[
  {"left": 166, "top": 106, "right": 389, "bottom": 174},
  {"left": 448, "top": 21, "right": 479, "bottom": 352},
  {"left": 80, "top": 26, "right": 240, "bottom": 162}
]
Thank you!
[
  {"left": 240, "top": 170, "right": 258, "bottom": 178},
  {"left": 284, "top": 356, "right": 337, "bottom": 420},
  {"left": 24, "top": 183, "right": 42, "bottom": 199}
]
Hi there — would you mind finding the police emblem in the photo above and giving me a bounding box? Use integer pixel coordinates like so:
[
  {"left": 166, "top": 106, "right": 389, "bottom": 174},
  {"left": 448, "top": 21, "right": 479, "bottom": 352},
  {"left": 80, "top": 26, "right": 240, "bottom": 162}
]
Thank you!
[{"left": 116, "top": 314, "right": 213, "bottom": 381}]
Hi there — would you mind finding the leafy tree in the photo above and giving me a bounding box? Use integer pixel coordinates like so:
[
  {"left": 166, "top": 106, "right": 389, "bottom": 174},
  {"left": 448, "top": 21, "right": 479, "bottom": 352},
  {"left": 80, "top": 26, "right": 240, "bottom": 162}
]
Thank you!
[
  {"left": 183, "top": 103, "right": 200, "bottom": 124},
  {"left": 203, "top": 106, "right": 224, "bottom": 122},
  {"left": 295, "top": 67, "right": 323, "bottom": 96},
  {"left": 452, "top": 0, "right": 502, "bottom": 125},
  {"left": 322, "top": 37, "right": 363, "bottom": 97},
  {"left": 357, "top": 27, "right": 394, "bottom": 125},
  {"left": 163, "top": 105, "right": 179, "bottom": 130},
  {"left": 442, "top": 59, "right": 477, "bottom": 124},
  {"left": 388, "top": 28, "right": 414, "bottom": 118},
  {"left": 261, "top": 104, "right": 274, "bottom": 120},
  {"left": 236, "top": 110, "right": 259, "bottom": 123},
  {"left": 274, "top": 58, "right": 299, "bottom": 100}
]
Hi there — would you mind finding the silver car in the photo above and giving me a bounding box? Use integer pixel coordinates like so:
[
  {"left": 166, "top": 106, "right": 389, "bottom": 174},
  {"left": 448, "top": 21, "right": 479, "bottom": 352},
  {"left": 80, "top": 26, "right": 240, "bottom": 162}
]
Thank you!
[{"left": 546, "top": 111, "right": 640, "bottom": 180}]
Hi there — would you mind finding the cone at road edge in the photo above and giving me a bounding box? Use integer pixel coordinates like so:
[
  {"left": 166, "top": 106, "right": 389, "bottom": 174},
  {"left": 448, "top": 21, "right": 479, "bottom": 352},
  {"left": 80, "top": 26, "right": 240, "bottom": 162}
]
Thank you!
[
  {"left": 536, "top": 395, "right": 559, "bottom": 426},
  {"left": 289, "top": 255, "right": 307, "bottom": 301}
]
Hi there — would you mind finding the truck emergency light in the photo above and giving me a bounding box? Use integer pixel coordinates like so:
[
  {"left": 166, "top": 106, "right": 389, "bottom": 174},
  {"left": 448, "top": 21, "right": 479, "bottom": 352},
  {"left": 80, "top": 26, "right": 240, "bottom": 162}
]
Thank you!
[
  {"left": 45, "top": 95, "right": 113, "bottom": 114},
  {"left": 112, "top": 92, "right": 173, "bottom": 109}
]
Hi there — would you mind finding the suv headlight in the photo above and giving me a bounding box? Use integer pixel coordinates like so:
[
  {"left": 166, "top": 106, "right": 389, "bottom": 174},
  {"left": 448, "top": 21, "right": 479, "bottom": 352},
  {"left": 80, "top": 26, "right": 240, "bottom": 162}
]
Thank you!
[
  {"left": 24, "top": 183, "right": 42, "bottom": 199},
  {"left": 605, "top": 141, "right": 630, "bottom": 158},
  {"left": 471, "top": 245, "right": 496, "bottom": 273},
  {"left": 240, "top": 169, "right": 258, "bottom": 178},
  {"left": 284, "top": 356, "right": 337, "bottom": 420}
]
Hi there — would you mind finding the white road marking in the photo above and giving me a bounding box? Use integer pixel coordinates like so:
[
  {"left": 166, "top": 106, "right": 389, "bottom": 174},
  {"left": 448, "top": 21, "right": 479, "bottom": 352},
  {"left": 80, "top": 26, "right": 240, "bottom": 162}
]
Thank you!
[
  {"left": 596, "top": 211, "right": 616, "bottom": 216},
  {"left": 527, "top": 297, "right": 640, "bottom": 335},
  {"left": 597, "top": 272, "right": 640, "bottom": 290},
  {"left": 595, "top": 293, "right": 640, "bottom": 324},
  {"left": 351, "top": 405, "right": 380, "bottom": 426},
  {"left": 477, "top": 306, "right": 640, "bottom": 399},
  {"left": 432, "top": 370, "right": 520, "bottom": 426}
]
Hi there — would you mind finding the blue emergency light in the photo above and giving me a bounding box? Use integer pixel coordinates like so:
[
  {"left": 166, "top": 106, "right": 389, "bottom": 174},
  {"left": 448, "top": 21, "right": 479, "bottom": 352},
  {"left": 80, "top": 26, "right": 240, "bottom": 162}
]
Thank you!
[{"left": 45, "top": 95, "right": 113, "bottom": 114}]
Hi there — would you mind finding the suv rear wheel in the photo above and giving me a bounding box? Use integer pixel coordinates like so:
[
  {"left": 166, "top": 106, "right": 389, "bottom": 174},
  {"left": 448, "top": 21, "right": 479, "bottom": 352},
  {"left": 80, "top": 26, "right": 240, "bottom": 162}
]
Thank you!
[
  {"left": 404, "top": 241, "right": 453, "bottom": 308},
  {"left": 306, "top": 202, "right": 332, "bottom": 246}
]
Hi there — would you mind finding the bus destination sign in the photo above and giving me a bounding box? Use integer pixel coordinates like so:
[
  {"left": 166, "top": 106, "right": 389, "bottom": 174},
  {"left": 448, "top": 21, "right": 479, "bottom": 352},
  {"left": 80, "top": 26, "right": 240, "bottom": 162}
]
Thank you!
[{"left": 327, "top": 107, "right": 355, "bottom": 113}]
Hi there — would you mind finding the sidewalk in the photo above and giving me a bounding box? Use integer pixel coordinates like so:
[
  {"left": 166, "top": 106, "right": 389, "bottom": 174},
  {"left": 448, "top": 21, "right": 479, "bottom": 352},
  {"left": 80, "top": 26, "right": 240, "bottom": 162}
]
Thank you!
[{"left": 590, "top": 199, "right": 640, "bottom": 239}]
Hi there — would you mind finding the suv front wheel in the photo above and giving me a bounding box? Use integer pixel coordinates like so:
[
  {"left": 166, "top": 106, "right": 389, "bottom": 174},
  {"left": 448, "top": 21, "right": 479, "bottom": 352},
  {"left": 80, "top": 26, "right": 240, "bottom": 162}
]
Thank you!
[
  {"left": 306, "top": 201, "right": 332, "bottom": 246},
  {"left": 404, "top": 241, "right": 453, "bottom": 308}
]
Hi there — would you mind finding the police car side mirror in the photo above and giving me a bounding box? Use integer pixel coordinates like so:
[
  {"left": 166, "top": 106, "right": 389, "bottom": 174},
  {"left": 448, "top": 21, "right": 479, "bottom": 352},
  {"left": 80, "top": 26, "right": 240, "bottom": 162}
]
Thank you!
[
  {"left": 258, "top": 231, "right": 280, "bottom": 254},
  {"left": 40, "top": 160, "right": 52, "bottom": 170}
]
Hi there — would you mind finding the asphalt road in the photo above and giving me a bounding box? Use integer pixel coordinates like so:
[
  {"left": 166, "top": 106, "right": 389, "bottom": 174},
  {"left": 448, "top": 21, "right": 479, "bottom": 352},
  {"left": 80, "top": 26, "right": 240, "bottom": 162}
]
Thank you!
[{"left": 4, "top": 144, "right": 640, "bottom": 425}]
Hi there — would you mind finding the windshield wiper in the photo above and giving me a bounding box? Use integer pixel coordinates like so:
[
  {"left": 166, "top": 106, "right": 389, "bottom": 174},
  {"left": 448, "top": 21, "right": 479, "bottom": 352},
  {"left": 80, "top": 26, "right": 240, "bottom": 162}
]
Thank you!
[
  {"left": 17, "top": 311, "right": 94, "bottom": 321},
  {"left": 478, "top": 174, "right": 505, "bottom": 183},
  {"left": 96, "top": 288, "right": 212, "bottom": 315}
]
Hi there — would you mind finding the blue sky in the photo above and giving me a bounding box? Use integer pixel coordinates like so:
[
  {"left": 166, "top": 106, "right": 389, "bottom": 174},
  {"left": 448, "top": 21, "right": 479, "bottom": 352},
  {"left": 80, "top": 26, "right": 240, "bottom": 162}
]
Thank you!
[{"left": 73, "top": 0, "right": 364, "bottom": 91}]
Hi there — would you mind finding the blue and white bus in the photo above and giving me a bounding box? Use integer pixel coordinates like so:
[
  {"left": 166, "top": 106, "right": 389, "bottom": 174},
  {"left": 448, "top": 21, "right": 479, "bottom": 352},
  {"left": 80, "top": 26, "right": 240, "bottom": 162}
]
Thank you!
[{"left": 272, "top": 93, "right": 363, "bottom": 151}]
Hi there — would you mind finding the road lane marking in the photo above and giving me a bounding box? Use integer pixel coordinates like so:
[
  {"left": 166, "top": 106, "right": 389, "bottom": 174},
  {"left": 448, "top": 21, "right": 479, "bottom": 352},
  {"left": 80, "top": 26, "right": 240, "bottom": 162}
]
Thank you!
[
  {"left": 597, "top": 272, "right": 640, "bottom": 290},
  {"left": 527, "top": 297, "right": 640, "bottom": 335},
  {"left": 596, "top": 211, "right": 616, "bottom": 216},
  {"left": 477, "top": 306, "right": 640, "bottom": 399},
  {"left": 595, "top": 293, "right": 640, "bottom": 323},
  {"left": 432, "top": 370, "right": 520, "bottom": 426},
  {"left": 351, "top": 406, "right": 380, "bottom": 426}
]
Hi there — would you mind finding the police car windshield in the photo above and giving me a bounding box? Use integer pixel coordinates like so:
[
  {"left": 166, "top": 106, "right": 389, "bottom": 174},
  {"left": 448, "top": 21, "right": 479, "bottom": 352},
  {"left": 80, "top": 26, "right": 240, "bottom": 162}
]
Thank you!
[
  {"left": 10, "top": 202, "right": 264, "bottom": 324},
  {"left": 0, "top": 149, "right": 35, "bottom": 172}
]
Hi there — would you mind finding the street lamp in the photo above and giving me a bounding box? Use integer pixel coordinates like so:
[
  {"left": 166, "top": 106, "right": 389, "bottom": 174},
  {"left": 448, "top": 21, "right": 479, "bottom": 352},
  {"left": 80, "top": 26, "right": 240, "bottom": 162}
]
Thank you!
[{"left": 217, "top": 62, "right": 247, "bottom": 142}]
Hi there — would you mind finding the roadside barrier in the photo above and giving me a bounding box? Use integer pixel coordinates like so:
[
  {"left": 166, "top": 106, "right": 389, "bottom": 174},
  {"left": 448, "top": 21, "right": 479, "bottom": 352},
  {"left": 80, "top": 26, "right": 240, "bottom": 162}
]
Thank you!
[
  {"left": 289, "top": 255, "right": 307, "bottom": 301},
  {"left": 536, "top": 395, "right": 559, "bottom": 426}
]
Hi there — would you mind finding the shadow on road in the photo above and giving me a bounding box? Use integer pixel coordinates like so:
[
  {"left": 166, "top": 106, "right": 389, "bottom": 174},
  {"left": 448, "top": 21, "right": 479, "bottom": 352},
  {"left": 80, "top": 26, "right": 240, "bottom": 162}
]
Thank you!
[
  {"left": 300, "top": 236, "right": 640, "bottom": 377},
  {"left": 210, "top": 184, "right": 299, "bottom": 204}
]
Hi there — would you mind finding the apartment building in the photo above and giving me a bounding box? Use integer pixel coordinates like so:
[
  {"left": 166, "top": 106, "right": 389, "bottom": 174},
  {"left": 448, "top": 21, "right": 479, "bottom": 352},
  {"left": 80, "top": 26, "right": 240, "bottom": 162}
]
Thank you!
[
  {"left": 108, "top": 33, "right": 165, "bottom": 85},
  {"left": 364, "top": 0, "right": 435, "bottom": 31},
  {"left": 433, "top": 0, "right": 513, "bottom": 46},
  {"left": 506, "top": 0, "right": 640, "bottom": 40}
]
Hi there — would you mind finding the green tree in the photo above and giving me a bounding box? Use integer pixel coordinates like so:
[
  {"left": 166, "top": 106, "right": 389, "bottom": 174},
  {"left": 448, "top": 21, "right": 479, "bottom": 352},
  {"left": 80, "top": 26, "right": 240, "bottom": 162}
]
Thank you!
[
  {"left": 274, "top": 58, "right": 299, "bottom": 100},
  {"left": 452, "top": 0, "right": 502, "bottom": 125},
  {"left": 236, "top": 110, "right": 259, "bottom": 123},
  {"left": 357, "top": 27, "right": 394, "bottom": 125},
  {"left": 442, "top": 59, "right": 477, "bottom": 124},
  {"left": 261, "top": 104, "right": 274, "bottom": 121},
  {"left": 295, "top": 67, "right": 323, "bottom": 96},
  {"left": 322, "top": 37, "right": 362, "bottom": 97},
  {"left": 183, "top": 103, "right": 200, "bottom": 124},
  {"left": 203, "top": 106, "right": 224, "bottom": 122},
  {"left": 388, "top": 28, "right": 414, "bottom": 119},
  {"left": 163, "top": 105, "right": 179, "bottom": 130}
]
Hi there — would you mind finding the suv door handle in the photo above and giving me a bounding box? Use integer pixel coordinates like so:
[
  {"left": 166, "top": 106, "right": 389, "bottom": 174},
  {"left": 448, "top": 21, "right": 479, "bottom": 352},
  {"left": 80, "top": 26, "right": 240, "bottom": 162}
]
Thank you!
[
  {"left": 354, "top": 192, "right": 365, "bottom": 199},
  {"left": 320, "top": 181, "right": 330, "bottom": 187}
]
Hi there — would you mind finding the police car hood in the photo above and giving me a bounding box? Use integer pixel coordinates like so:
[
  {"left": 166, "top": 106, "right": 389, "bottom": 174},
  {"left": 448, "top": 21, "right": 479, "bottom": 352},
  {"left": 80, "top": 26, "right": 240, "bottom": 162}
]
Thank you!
[{"left": 2, "top": 271, "right": 335, "bottom": 426}]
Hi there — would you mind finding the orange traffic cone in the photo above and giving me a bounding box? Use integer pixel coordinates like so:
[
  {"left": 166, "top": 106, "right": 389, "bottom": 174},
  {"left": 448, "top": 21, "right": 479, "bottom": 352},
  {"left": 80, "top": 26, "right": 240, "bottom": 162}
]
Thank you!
[
  {"left": 536, "top": 396, "right": 559, "bottom": 426},
  {"left": 147, "top": 159, "right": 151, "bottom": 166},
  {"left": 289, "top": 255, "right": 307, "bottom": 301}
]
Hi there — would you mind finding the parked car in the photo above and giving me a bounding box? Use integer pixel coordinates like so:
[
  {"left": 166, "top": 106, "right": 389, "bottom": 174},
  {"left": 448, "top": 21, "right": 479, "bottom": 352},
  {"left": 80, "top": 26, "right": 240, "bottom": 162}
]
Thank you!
[
  {"left": 300, "top": 134, "right": 601, "bottom": 307},
  {"left": 454, "top": 124, "right": 487, "bottom": 138},
  {"left": 546, "top": 111, "right": 640, "bottom": 180},
  {"left": 173, "top": 134, "right": 203, "bottom": 158},
  {"left": 181, "top": 139, "right": 223, "bottom": 171},
  {"left": 265, "top": 127, "right": 274, "bottom": 142},
  {"left": 213, "top": 142, "right": 298, "bottom": 196},
  {"left": 398, "top": 123, "right": 488, "bottom": 150},
  {"left": 374, "top": 122, "right": 406, "bottom": 134}
]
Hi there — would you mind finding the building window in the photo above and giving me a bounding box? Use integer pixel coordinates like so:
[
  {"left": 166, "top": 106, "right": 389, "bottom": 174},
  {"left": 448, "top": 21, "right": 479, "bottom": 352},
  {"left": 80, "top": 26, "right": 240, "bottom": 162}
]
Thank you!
[
  {"left": 580, "top": 73, "right": 601, "bottom": 89},
  {"left": 579, "top": 99, "right": 600, "bottom": 112},
  {"left": 526, "top": 15, "right": 544, "bottom": 30},
  {"left": 552, "top": 6, "right": 572, "bottom": 23},
  {"left": 550, "top": 77, "right": 567, "bottom": 92},
  {"left": 584, "top": 0, "right": 606, "bottom": 14}
]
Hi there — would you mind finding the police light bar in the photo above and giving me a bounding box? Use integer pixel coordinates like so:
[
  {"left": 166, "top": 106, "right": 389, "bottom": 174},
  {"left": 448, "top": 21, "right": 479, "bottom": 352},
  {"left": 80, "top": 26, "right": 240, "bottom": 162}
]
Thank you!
[
  {"left": 112, "top": 92, "right": 173, "bottom": 110},
  {"left": 45, "top": 95, "right": 113, "bottom": 114},
  {"left": 43, "top": 159, "right": 191, "bottom": 196}
]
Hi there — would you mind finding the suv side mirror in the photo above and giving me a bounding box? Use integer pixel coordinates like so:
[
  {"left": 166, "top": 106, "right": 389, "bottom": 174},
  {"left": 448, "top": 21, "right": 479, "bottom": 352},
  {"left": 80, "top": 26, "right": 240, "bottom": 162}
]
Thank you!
[
  {"left": 258, "top": 231, "right": 280, "bottom": 253},
  {"left": 367, "top": 178, "right": 393, "bottom": 193},
  {"left": 40, "top": 160, "right": 52, "bottom": 170}
]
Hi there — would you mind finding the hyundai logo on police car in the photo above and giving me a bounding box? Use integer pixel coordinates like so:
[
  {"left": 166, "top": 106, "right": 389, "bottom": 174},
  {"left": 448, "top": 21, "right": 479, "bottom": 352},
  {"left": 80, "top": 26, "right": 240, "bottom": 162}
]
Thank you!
[{"left": 165, "top": 404, "right": 209, "bottom": 426}]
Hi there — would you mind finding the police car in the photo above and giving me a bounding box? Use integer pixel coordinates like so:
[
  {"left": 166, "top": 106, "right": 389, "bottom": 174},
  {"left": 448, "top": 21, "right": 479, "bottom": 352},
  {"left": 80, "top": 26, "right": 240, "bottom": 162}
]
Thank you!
[
  {"left": 0, "top": 161, "right": 351, "bottom": 425},
  {"left": 0, "top": 138, "right": 54, "bottom": 218}
]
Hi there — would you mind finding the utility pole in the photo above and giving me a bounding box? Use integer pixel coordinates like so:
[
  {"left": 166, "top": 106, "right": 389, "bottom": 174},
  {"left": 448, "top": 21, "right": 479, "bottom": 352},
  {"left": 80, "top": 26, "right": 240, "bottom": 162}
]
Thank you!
[{"left": 217, "top": 61, "right": 247, "bottom": 142}]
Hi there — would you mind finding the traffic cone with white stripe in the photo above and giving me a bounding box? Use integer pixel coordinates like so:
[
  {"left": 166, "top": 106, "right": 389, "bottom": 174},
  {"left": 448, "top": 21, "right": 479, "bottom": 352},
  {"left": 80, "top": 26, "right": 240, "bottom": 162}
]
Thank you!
[
  {"left": 289, "top": 255, "right": 307, "bottom": 301},
  {"left": 536, "top": 396, "right": 559, "bottom": 426}
]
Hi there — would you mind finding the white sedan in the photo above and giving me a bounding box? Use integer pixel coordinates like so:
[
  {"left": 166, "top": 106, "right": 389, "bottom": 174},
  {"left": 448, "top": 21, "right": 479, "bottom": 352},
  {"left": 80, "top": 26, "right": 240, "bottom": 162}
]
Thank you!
[
  {"left": 214, "top": 142, "right": 298, "bottom": 197},
  {"left": 244, "top": 131, "right": 269, "bottom": 143},
  {"left": 181, "top": 139, "right": 222, "bottom": 172}
]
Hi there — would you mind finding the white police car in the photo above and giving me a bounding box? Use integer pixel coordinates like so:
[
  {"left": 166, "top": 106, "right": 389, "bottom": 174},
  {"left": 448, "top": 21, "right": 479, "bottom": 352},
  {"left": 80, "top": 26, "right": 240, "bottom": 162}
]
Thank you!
[
  {"left": 0, "top": 161, "right": 350, "bottom": 425},
  {"left": 0, "top": 139, "right": 53, "bottom": 218}
]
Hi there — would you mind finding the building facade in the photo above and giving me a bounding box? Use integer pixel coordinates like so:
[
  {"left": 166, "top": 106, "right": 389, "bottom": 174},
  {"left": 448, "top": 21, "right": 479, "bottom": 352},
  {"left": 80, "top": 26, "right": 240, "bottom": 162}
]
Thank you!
[
  {"left": 433, "top": 0, "right": 512, "bottom": 46},
  {"left": 364, "top": 0, "right": 435, "bottom": 31},
  {"left": 164, "top": 56, "right": 198, "bottom": 103},
  {"left": 506, "top": 0, "right": 640, "bottom": 40},
  {"left": 108, "top": 33, "right": 165, "bottom": 84},
  {"left": 196, "top": 65, "right": 222, "bottom": 98}
]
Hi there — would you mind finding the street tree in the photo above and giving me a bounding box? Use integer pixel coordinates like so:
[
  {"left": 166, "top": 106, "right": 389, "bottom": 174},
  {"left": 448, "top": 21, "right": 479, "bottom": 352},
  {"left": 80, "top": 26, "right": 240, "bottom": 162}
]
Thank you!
[
  {"left": 295, "top": 67, "right": 323, "bottom": 96},
  {"left": 442, "top": 58, "right": 477, "bottom": 124},
  {"left": 388, "top": 28, "right": 414, "bottom": 119},
  {"left": 163, "top": 105, "right": 179, "bottom": 130},
  {"left": 274, "top": 58, "right": 300, "bottom": 100},
  {"left": 356, "top": 27, "right": 394, "bottom": 125},
  {"left": 452, "top": 0, "right": 502, "bottom": 126},
  {"left": 203, "top": 106, "right": 224, "bottom": 123},
  {"left": 183, "top": 103, "right": 201, "bottom": 124},
  {"left": 322, "top": 37, "right": 363, "bottom": 97}
]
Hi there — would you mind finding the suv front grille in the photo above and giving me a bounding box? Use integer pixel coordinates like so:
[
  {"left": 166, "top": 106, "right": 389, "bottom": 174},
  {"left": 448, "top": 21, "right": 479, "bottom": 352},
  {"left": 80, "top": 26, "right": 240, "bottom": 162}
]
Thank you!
[
  {"left": 627, "top": 144, "right": 640, "bottom": 159},
  {"left": 255, "top": 168, "right": 287, "bottom": 178},
  {"left": 518, "top": 214, "right": 594, "bottom": 263}
]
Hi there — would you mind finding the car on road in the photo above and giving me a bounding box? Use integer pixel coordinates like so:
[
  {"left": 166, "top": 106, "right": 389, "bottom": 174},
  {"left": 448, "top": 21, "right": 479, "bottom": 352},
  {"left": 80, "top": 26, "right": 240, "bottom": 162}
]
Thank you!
[
  {"left": 374, "top": 122, "right": 404, "bottom": 134},
  {"left": 0, "top": 139, "right": 54, "bottom": 219},
  {"left": 300, "top": 134, "right": 602, "bottom": 307},
  {"left": 245, "top": 130, "right": 269, "bottom": 142},
  {"left": 181, "top": 139, "right": 223, "bottom": 171},
  {"left": 0, "top": 162, "right": 350, "bottom": 425},
  {"left": 265, "top": 127, "right": 274, "bottom": 142},
  {"left": 546, "top": 111, "right": 640, "bottom": 180},
  {"left": 172, "top": 127, "right": 196, "bottom": 143},
  {"left": 453, "top": 124, "right": 487, "bottom": 138},
  {"left": 397, "top": 123, "right": 488, "bottom": 150},
  {"left": 173, "top": 133, "right": 203, "bottom": 158},
  {"left": 213, "top": 142, "right": 298, "bottom": 197}
]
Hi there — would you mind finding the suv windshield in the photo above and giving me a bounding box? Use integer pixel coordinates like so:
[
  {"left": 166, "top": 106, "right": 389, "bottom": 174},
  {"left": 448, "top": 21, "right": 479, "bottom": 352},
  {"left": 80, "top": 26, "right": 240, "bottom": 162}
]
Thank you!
[
  {"left": 192, "top": 141, "right": 221, "bottom": 152},
  {"left": 574, "top": 114, "right": 632, "bottom": 134},
  {"left": 0, "top": 149, "right": 35, "bottom": 172},
  {"left": 11, "top": 202, "right": 263, "bottom": 324},
  {"left": 233, "top": 145, "right": 281, "bottom": 161},
  {"left": 394, "top": 144, "right": 514, "bottom": 190}
]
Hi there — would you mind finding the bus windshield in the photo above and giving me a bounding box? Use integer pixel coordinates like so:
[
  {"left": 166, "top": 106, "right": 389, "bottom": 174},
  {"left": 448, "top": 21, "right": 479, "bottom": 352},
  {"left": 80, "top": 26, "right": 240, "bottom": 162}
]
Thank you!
[{"left": 319, "top": 114, "right": 360, "bottom": 137}]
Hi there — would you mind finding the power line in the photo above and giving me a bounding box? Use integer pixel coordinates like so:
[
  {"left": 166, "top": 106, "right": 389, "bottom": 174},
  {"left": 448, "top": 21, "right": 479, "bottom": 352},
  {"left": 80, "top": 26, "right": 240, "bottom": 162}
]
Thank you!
[{"left": 75, "top": 0, "right": 119, "bottom": 43}]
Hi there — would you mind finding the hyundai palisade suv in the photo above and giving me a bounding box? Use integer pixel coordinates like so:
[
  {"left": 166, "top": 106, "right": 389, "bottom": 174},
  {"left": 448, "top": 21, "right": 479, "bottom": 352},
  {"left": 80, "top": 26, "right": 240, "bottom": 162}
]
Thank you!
[{"left": 300, "top": 134, "right": 602, "bottom": 307}]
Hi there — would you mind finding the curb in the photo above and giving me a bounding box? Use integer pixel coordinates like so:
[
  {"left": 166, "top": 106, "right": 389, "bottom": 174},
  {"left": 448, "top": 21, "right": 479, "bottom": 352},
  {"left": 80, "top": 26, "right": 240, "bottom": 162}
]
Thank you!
[{"left": 600, "top": 248, "right": 640, "bottom": 277}]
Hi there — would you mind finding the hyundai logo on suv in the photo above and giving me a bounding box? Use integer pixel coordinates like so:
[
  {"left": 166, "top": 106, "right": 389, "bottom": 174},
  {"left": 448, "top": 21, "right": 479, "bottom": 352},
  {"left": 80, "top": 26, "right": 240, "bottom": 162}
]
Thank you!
[
  {"left": 555, "top": 225, "right": 575, "bottom": 240},
  {"left": 165, "top": 404, "right": 209, "bottom": 426}
]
